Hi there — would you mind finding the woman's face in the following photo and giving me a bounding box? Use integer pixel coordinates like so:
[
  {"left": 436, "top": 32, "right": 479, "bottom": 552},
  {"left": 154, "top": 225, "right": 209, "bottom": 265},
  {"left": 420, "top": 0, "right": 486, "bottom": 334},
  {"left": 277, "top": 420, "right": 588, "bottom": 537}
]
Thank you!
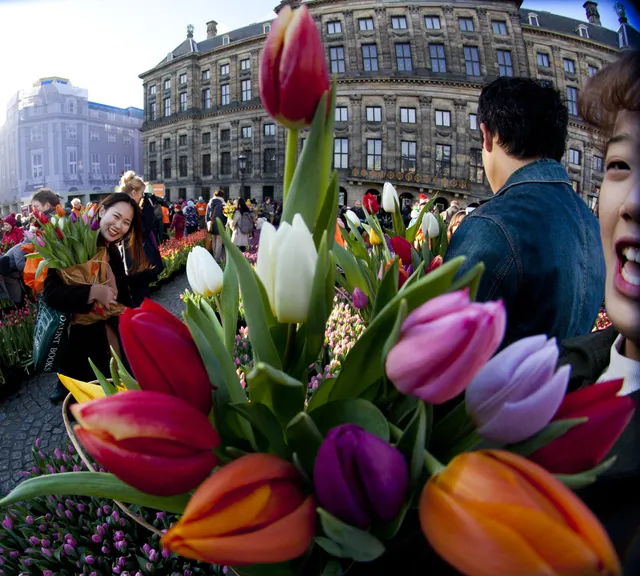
[
  {"left": 599, "top": 110, "right": 640, "bottom": 343},
  {"left": 3, "top": 223, "right": 11, "bottom": 232},
  {"left": 99, "top": 201, "right": 134, "bottom": 244}
]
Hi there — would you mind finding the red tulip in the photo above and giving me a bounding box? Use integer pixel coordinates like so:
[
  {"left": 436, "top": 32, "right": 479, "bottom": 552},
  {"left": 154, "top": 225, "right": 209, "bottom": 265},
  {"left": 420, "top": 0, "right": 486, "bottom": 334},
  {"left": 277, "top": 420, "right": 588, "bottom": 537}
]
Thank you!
[
  {"left": 71, "top": 391, "right": 220, "bottom": 496},
  {"left": 54, "top": 227, "right": 64, "bottom": 241},
  {"left": 390, "top": 236, "right": 413, "bottom": 266},
  {"left": 120, "top": 299, "right": 213, "bottom": 415},
  {"left": 363, "top": 193, "right": 379, "bottom": 214},
  {"left": 259, "top": 5, "right": 330, "bottom": 129},
  {"left": 427, "top": 255, "right": 443, "bottom": 273},
  {"left": 529, "top": 379, "right": 636, "bottom": 474}
]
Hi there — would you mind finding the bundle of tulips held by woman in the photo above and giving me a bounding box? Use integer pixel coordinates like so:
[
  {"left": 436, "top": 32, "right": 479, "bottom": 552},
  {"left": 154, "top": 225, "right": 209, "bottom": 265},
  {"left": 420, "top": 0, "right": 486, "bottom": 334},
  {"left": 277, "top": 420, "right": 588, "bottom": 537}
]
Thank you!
[{"left": 1, "top": 6, "right": 635, "bottom": 576}]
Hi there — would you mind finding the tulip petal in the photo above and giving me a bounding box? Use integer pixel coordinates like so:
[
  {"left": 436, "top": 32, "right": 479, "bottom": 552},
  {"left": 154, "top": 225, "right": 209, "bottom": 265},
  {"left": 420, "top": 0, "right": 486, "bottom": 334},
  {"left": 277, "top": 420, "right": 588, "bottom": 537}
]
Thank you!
[
  {"left": 382, "top": 182, "right": 399, "bottom": 213},
  {"left": 58, "top": 374, "right": 107, "bottom": 403},
  {"left": 74, "top": 427, "right": 216, "bottom": 497},
  {"left": 186, "top": 250, "right": 204, "bottom": 295},
  {"left": 401, "top": 289, "right": 470, "bottom": 332},
  {"left": 489, "top": 450, "right": 621, "bottom": 575},
  {"left": 255, "top": 221, "right": 278, "bottom": 312},
  {"left": 477, "top": 365, "right": 570, "bottom": 444},
  {"left": 420, "top": 479, "right": 557, "bottom": 576},
  {"left": 165, "top": 495, "right": 316, "bottom": 566},
  {"left": 554, "top": 379, "right": 624, "bottom": 419},
  {"left": 390, "top": 236, "right": 412, "bottom": 266}
]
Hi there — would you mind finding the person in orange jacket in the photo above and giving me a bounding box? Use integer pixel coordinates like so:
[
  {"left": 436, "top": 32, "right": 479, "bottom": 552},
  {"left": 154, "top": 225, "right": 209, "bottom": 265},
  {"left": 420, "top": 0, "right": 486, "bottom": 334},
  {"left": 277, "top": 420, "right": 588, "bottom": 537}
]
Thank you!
[
  {"left": 196, "top": 196, "right": 207, "bottom": 230},
  {"left": 161, "top": 203, "right": 170, "bottom": 241}
]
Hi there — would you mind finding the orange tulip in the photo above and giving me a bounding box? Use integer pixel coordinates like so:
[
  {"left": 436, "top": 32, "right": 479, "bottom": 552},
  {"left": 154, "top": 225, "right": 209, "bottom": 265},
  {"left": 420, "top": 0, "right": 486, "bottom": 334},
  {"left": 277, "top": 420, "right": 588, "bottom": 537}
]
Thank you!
[
  {"left": 55, "top": 204, "right": 66, "bottom": 217},
  {"left": 161, "top": 453, "right": 316, "bottom": 566},
  {"left": 420, "top": 450, "right": 620, "bottom": 576}
]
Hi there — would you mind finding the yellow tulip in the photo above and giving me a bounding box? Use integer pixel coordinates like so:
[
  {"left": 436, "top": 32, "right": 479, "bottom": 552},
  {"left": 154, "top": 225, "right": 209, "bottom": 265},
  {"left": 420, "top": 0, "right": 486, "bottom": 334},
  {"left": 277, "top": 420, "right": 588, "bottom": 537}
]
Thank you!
[{"left": 58, "top": 374, "right": 125, "bottom": 403}]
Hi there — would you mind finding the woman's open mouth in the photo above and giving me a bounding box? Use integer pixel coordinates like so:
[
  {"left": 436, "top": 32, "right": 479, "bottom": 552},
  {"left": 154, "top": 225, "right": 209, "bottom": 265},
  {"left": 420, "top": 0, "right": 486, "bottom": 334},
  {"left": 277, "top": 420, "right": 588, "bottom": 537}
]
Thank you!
[{"left": 615, "top": 240, "right": 640, "bottom": 299}]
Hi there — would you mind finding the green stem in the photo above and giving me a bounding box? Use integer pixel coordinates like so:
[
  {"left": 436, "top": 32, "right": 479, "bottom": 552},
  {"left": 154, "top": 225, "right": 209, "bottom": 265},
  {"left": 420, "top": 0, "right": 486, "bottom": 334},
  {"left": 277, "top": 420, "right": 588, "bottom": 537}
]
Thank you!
[
  {"left": 283, "top": 323, "right": 297, "bottom": 371},
  {"left": 283, "top": 128, "right": 299, "bottom": 203},
  {"left": 389, "top": 423, "right": 445, "bottom": 475}
]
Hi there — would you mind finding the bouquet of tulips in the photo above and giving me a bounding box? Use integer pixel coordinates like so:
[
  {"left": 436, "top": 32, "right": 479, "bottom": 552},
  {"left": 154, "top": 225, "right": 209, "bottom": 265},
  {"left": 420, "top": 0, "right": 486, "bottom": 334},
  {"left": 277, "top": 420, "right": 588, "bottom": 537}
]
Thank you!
[
  {"left": 2, "top": 6, "right": 634, "bottom": 576},
  {"left": 222, "top": 202, "right": 236, "bottom": 221},
  {"left": 26, "top": 204, "right": 123, "bottom": 324},
  {"left": 0, "top": 299, "right": 36, "bottom": 374}
]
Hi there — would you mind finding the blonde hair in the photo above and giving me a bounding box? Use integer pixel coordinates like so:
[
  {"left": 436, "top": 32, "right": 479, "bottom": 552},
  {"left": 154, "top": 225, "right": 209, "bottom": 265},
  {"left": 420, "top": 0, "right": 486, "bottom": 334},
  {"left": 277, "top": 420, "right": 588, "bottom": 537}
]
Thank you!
[
  {"left": 447, "top": 210, "right": 467, "bottom": 241},
  {"left": 119, "top": 170, "right": 146, "bottom": 196}
]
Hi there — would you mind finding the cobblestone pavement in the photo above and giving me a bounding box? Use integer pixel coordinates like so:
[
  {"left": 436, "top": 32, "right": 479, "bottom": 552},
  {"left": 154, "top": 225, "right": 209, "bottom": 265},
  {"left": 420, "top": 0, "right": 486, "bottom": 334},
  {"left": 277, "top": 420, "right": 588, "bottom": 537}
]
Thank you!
[{"left": 0, "top": 272, "right": 190, "bottom": 495}]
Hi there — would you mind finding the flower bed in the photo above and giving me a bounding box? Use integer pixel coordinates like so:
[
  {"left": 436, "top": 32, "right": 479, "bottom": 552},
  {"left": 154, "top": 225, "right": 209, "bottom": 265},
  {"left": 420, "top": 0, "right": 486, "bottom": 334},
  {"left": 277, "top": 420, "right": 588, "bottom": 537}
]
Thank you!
[
  {"left": 156, "top": 230, "right": 207, "bottom": 282},
  {"left": 0, "top": 442, "right": 223, "bottom": 576}
]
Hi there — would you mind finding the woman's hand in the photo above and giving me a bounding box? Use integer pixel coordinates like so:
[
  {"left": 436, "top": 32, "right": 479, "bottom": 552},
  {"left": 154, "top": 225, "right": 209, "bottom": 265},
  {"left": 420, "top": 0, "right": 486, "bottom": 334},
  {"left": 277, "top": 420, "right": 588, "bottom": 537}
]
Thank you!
[{"left": 89, "top": 285, "right": 117, "bottom": 309}]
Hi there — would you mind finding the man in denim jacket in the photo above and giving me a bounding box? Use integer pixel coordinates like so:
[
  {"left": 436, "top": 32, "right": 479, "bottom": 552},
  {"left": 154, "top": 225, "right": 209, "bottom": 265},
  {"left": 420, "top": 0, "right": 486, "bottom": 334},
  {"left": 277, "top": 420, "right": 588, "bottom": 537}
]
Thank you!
[{"left": 445, "top": 78, "right": 605, "bottom": 346}]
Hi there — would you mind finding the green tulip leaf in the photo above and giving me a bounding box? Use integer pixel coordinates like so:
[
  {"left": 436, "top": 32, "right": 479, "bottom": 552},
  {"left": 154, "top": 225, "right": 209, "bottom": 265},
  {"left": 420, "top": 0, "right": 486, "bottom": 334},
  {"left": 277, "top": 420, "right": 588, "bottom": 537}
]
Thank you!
[
  {"left": 247, "top": 362, "right": 306, "bottom": 428},
  {"left": 391, "top": 197, "right": 406, "bottom": 239},
  {"left": 305, "top": 234, "right": 335, "bottom": 366},
  {"left": 308, "top": 398, "right": 389, "bottom": 441},
  {"left": 381, "top": 298, "right": 408, "bottom": 366},
  {"left": 449, "top": 262, "right": 485, "bottom": 302},
  {"left": 307, "top": 378, "right": 337, "bottom": 412},
  {"left": 282, "top": 92, "right": 328, "bottom": 230},
  {"left": 317, "top": 508, "right": 386, "bottom": 562},
  {"left": 375, "top": 501, "right": 411, "bottom": 541},
  {"left": 314, "top": 171, "right": 340, "bottom": 249},
  {"left": 422, "top": 240, "right": 433, "bottom": 267},
  {"left": 330, "top": 257, "right": 464, "bottom": 401},
  {"left": 320, "top": 80, "right": 338, "bottom": 203},
  {"left": 0, "top": 472, "right": 190, "bottom": 514},
  {"left": 321, "top": 560, "right": 343, "bottom": 576},
  {"left": 372, "top": 259, "right": 399, "bottom": 319},
  {"left": 229, "top": 402, "right": 288, "bottom": 459},
  {"left": 230, "top": 562, "right": 298, "bottom": 576},
  {"left": 109, "top": 357, "right": 122, "bottom": 389},
  {"left": 220, "top": 223, "right": 281, "bottom": 368},
  {"left": 405, "top": 196, "right": 436, "bottom": 244},
  {"left": 396, "top": 402, "right": 427, "bottom": 488},
  {"left": 221, "top": 256, "right": 240, "bottom": 354},
  {"left": 389, "top": 395, "right": 419, "bottom": 428},
  {"left": 109, "top": 347, "right": 141, "bottom": 390},
  {"left": 88, "top": 358, "right": 118, "bottom": 396},
  {"left": 505, "top": 417, "right": 588, "bottom": 457},
  {"left": 554, "top": 456, "right": 617, "bottom": 490},
  {"left": 199, "top": 297, "right": 224, "bottom": 343},
  {"left": 286, "top": 412, "right": 325, "bottom": 477},
  {"left": 333, "top": 243, "right": 370, "bottom": 296}
]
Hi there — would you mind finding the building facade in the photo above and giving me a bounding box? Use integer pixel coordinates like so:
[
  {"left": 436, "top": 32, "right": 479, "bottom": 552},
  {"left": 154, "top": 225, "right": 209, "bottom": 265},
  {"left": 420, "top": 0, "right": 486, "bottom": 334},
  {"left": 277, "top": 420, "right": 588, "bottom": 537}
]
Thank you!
[
  {"left": 139, "top": 0, "right": 637, "bottom": 210},
  {"left": 0, "top": 77, "right": 143, "bottom": 214}
]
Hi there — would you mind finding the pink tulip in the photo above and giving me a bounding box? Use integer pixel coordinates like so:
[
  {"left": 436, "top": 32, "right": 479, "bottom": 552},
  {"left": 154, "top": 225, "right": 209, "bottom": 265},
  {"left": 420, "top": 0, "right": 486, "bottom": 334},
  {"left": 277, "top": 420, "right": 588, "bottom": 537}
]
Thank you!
[
  {"left": 71, "top": 391, "right": 220, "bottom": 496},
  {"left": 259, "top": 5, "right": 330, "bottom": 129},
  {"left": 385, "top": 290, "right": 506, "bottom": 404}
]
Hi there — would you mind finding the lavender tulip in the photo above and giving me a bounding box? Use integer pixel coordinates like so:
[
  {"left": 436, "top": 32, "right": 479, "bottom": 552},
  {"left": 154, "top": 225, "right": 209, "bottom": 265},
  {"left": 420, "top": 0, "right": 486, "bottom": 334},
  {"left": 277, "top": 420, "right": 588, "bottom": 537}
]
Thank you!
[
  {"left": 313, "top": 424, "right": 408, "bottom": 529},
  {"left": 70, "top": 211, "right": 77, "bottom": 224},
  {"left": 352, "top": 287, "right": 369, "bottom": 310},
  {"left": 465, "top": 335, "right": 571, "bottom": 444},
  {"left": 385, "top": 289, "right": 506, "bottom": 404},
  {"left": 90, "top": 218, "right": 99, "bottom": 231}
]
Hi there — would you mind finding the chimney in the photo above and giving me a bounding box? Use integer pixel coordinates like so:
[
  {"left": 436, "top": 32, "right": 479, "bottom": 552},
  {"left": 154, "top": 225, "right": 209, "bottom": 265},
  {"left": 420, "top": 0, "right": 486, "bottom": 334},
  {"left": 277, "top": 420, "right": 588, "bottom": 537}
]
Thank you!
[
  {"left": 206, "top": 20, "right": 218, "bottom": 39},
  {"left": 583, "top": 1, "right": 602, "bottom": 26}
]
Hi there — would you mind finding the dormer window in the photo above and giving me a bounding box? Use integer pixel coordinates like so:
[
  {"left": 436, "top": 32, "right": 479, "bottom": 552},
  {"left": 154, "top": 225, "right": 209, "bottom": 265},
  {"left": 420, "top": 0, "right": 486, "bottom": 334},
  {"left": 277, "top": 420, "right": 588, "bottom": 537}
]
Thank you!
[
  {"left": 222, "top": 35, "right": 230, "bottom": 46},
  {"left": 263, "top": 24, "right": 271, "bottom": 34},
  {"left": 528, "top": 13, "right": 539, "bottom": 26},
  {"left": 578, "top": 25, "right": 589, "bottom": 38}
]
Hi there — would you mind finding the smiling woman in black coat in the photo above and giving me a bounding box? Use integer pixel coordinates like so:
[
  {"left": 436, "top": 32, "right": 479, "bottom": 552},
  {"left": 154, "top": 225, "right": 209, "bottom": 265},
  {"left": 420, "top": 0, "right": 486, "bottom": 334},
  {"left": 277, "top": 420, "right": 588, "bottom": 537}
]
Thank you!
[{"left": 43, "top": 193, "right": 148, "bottom": 402}]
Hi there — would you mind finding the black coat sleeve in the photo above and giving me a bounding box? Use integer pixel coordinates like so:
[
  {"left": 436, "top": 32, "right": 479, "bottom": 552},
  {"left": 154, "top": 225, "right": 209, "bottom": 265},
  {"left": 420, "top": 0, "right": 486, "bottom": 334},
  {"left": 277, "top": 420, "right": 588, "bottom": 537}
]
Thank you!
[
  {"left": 140, "top": 198, "right": 156, "bottom": 239},
  {"left": 42, "top": 269, "right": 93, "bottom": 314}
]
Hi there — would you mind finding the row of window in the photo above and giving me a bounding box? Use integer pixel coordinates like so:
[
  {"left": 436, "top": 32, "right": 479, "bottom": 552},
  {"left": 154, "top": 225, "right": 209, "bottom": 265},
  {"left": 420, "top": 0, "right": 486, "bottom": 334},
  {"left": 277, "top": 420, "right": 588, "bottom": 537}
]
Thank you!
[
  {"left": 29, "top": 150, "right": 132, "bottom": 178},
  {"left": 148, "top": 123, "right": 278, "bottom": 152},
  {"left": 568, "top": 148, "right": 604, "bottom": 172},
  {"left": 326, "top": 15, "right": 510, "bottom": 35}
]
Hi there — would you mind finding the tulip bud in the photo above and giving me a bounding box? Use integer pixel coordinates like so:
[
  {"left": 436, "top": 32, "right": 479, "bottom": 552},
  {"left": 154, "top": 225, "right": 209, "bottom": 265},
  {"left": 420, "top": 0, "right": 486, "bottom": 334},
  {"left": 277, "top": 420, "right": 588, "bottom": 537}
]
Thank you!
[
  {"left": 38, "top": 211, "right": 49, "bottom": 224},
  {"left": 368, "top": 229, "right": 382, "bottom": 246},
  {"left": 120, "top": 299, "right": 213, "bottom": 414},
  {"left": 529, "top": 378, "right": 636, "bottom": 474},
  {"left": 420, "top": 450, "right": 620, "bottom": 576},
  {"left": 390, "top": 236, "right": 412, "bottom": 266},
  {"left": 426, "top": 255, "right": 443, "bottom": 273},
  {"left": 352, "top": 287, "right": 369, "bottom": 310},
  {"left": 55, "top": 227, "right": 64, "bottom": 241},
  {"left": 386, "top": 290, "right": 506, "bottom": 404},
  {"left": 422, "top": 212, "right": 440, "bottom": 239},
  {"left": 259, "top": 5, "right": 330, "bottom": 129},
  {"left": 162, "top": 453, "right": 316, "bottom": 565},
  {"left": 381, "top": 182, "right": 399, "bottom": 213},
  {"left": 58, "top": 374, "right": 122, "bottom": 403},
  {"left": 90, "top": 218, "right": 99, "bottom": 231},
  {"left": 255, "top": 214, "right": 318, "bottom": 323},
  {"left": 314, "top": 424, "right": 408, "bottom": 528},
  {"left": 186, "top": 246, "right": 223, "bottom": 297},
  {"left": 56, "top": 205, "right": 66, "bottom": 218},
  {"left": 70, "top": 211, "right": 78, "bottom": 224},
  {"left": 465, "top": 335, "right": 570, "bottom": 444},
  {"left": 88, "top": 206, "right": 95, "bottom": 218},
  {"left": 35, "top": 235, "right": 46, "bottom": 248},
  {"left": 344, "top": 210, "right": 361, "bottom": 227},
  {"left": 363, "top": 192, "right": 380, "bottom": 214},
  {"left": 71, "top": 391, "right": 220, "bottom": 496}
]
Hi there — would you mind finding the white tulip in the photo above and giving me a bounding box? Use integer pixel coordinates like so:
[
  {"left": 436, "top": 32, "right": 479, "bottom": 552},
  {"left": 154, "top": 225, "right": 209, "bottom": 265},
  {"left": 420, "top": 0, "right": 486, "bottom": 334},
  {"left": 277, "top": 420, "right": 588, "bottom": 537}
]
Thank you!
[
  {"left": 187, "top": 246, "right": 223, "bottom": 297},
  {"left": 345, "top": 210, "right": 361, "bottom": 227},
  {"left": 422, "top": 212, "right": 440, "bottom": 239},
  {"left": 382, "top": 182, "right": 399, "bottom": 213},
  {"left": 256, "top": 213, "right": 318, "bottom": 324}
]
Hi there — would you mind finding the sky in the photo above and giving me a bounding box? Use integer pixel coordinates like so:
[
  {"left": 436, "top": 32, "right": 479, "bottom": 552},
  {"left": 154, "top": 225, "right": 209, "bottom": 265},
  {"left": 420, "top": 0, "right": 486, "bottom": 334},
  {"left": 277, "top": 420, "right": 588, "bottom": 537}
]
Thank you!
[{"left": 0, "top": 0, "right": 637, "bottom": 126}]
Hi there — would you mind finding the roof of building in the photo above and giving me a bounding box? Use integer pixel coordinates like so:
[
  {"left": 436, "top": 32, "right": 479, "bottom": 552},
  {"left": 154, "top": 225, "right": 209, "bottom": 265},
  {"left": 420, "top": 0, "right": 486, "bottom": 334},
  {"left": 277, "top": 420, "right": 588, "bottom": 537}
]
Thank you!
[
  {"left": 520, "top": 6, "right": 637, "bottom": 48},
  {"left": 88, "top": 101, "right": 144, "bottom": 117}
]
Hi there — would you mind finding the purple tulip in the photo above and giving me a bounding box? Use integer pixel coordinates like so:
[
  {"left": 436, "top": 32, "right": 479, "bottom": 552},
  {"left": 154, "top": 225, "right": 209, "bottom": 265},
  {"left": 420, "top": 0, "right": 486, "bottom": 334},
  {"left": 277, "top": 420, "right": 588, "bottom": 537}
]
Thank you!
[
  {"left": 85, "top": 555, "right": 95, "bottom": 565},
  {"left": 90, "top": 218, "right": 99, "bottom": 231},
  {"left": 35, "top": 235, "right": 46, "bottom": 248},
  {"left": 385, "top": 289, "right": 506, "bottom": 404},
  {"left": 313, "top": 424, "right": 408, "bottom": 529},
  {"left": 465, "top": 335, "right": 571, "bottom": 444},
  {"left": 43, "top": 571, "right": 53, "bottom": 576},
  {"left": 352, "top": 287, "right": 369, "bottom": 310},
  {"left": 25, "top": 516, "right": 34, "bottom": 524},
  {"left": 70, "top": 211, "right": 78, "bottom": 224},
  {"left": 2, "top": 516, "right": 13, "bottom": 530}
]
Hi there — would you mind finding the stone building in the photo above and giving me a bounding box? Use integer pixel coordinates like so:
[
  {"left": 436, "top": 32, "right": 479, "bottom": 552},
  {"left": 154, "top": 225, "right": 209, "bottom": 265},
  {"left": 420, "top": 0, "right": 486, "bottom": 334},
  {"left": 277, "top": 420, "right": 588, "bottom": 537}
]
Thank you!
[
  {"left": 0, "top": 77, "right": 143, "bottom": 214},
  {"left": 139, "top": 0, "right": 637, "bottom": 210}
]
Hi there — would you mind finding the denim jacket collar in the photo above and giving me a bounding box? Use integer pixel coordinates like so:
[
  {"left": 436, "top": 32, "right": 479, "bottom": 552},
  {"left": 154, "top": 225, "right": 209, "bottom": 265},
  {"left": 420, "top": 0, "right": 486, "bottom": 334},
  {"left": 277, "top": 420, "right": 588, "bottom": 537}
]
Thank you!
[{"left": 494, "top": 159, "right": 571, "bottom": 198}]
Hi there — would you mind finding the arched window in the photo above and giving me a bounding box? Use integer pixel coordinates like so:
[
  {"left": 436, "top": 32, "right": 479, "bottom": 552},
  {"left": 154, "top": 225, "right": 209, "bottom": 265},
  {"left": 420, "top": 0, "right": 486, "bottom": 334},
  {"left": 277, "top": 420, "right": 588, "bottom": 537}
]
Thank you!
[
  {"left": 578, "top": 25, "right": 589, "bottom": 38},
  {"left": 528, "top": 13, "right": 539, "bottom": 26}
]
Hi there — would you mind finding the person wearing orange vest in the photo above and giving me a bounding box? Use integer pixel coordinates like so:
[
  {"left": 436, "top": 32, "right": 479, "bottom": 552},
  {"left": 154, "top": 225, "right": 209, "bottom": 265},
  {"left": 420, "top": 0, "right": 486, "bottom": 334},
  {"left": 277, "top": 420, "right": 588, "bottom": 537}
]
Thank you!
[
  {"left": 196, "top": 196, "right": 207, "bottom": 229},
  {"left": 161, "top": 203, "right": 170, "bottom": 241}
]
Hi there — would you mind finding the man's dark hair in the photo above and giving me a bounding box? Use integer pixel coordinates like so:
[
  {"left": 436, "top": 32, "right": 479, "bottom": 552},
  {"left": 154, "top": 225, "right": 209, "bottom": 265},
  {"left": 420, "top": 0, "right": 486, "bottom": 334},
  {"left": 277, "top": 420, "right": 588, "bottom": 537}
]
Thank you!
[
  {"left": 477, "top": 77, "right": 568, "bottom": 162},
  {"left": 31, "top": 188, "right": 61, "bottom": 207}
]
